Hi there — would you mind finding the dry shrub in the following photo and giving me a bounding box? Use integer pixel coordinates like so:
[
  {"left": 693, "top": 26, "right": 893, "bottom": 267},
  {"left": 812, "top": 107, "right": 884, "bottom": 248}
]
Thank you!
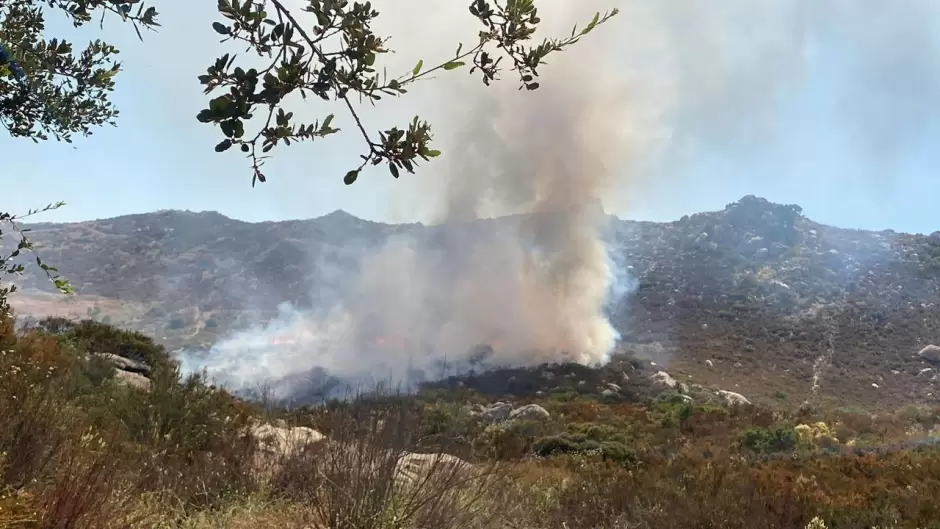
[
  {"left": 0, "top": 331, "right": 78, "bottom": 487},
  {"left": 97, "top": 365, "right": 259, "bottom": 507},
  {"left": 0, "top": 316, "right": 263, "bottom": 525},
  {"left": 122, "top": 495, "right": 318, "bottom": 529},
  {"left": 0, "top": 487, "right": 40, "bottom": 528},
  {"left": 519, "top": 455, "right": 811, "bottom": 529},
  {"left": 831, "top": 407, "right": 877, "bottom": 437},
  {"left": 267, "top": 392, "right": 505, "bottom": 529},
  {"left": 36, "top": 429, "right": 143, "bottom": 529},
  {"left": 679, "top": 406, "right": 735, "bottom": 439},
  {"left": 506, "top": 442, "right": 940, "bottom": 529}
]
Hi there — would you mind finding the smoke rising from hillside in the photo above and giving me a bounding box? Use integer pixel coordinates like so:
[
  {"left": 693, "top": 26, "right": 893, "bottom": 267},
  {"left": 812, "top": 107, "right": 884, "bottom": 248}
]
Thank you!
[
  {"left": 181, "top": 1, "right": 635, "bottom": 396},
  {"left": 179, "top": 0, "right": 940, "bottom": 397}
]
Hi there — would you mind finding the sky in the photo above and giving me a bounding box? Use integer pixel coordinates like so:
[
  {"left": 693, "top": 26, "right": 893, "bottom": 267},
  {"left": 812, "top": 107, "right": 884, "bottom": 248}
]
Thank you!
[{"left": 2, "top": 0, "right": 940, "bottom": 235}]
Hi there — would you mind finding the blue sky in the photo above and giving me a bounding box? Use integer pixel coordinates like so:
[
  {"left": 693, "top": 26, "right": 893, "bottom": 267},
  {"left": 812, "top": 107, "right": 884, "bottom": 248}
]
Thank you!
[{"left": 2, "top": 0, "right": 940, "bottom": 234}]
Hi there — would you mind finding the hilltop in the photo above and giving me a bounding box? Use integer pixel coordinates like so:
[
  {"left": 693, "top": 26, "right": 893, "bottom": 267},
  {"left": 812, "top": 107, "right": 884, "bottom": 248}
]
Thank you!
[{"left": 6, "top": 195, "right": 940, "bottom": 410}]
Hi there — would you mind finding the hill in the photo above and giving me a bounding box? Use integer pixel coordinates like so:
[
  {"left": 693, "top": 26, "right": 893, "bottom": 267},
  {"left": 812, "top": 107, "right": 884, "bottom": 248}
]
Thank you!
[
  {"left": 5, "top": 313, "right": 940, "bottom": 528},
  {"left": 6, "top": 195, "right": 940, "bottom": 410}
]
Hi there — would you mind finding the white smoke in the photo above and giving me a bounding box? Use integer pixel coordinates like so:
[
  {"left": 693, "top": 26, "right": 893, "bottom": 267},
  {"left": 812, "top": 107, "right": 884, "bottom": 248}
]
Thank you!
[
  {"left": 178, "top": 1, "right": 635, "bottom": 396},
  {"left": 178, "top": 0, "right": 940, "bottom": 398}
]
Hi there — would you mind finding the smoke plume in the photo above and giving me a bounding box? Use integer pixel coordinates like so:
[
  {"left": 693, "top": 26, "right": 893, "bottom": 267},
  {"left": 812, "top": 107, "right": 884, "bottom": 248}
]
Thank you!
[
  {"left": 179, "top": 0, "right": 940, "bottom": 397},
  {"left": 180, "top": 0, "right": 635, "bottom": 397}
]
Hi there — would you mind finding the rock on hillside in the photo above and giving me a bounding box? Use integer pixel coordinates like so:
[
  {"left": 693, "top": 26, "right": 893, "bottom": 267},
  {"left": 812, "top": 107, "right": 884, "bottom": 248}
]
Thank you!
[{"left": 6, "top": 196, "right": 940, "bottom": 409}]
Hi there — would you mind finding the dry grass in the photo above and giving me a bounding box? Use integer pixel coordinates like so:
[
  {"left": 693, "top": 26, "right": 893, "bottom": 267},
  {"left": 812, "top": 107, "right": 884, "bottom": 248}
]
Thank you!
[
  {"left": 0, "top": 315, "right": 508, "bottom": 529},
  {"left": 5, "top": 314, "right": 940, "bottom": 528}
]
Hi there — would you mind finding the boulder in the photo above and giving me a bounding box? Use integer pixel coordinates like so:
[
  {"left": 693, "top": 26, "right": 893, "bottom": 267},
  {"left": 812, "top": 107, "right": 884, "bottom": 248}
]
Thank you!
[
  {"left": 95, "top": 353, "right": 150, "bottom": 375},
  {"left": 477, "top": 402, "right": 513, "bottom": 424},
  {"left": 394, "top": 452, "right": 473, "bottom": 489},
  {"left": 251, "top": 423, "right": 326, "bottom": 458},
  {"left": 917, "top": 345, "right": 940, "bottom": 365},
  {"left": 113, "top": 370, "right": 152, "bottom": 391},
  {"left": 508, "top": 404, "right": 550, "bottom": 422},
  {"left": 717, "top": 389, "right": 750, "bottom": 406},
  {"left": 652, "top": 371, "right": 678, "bottom": 389}
]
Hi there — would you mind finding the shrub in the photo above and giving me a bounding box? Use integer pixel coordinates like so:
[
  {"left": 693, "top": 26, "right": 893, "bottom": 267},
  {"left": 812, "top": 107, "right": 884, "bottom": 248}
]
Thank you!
[
  {"left": 533, "top": 432, "right": 638, "bottom": 467},
  {"left": 477, "top": 420, "right": 548, "bottom": 460},
  {"left": 270, "top": 394, "right": 505, "bottom": 529},
  {"left": 740, "top": 426, "right": 799, "bottom": 454},
  {"left": 45, "top": 318, "right": 172, "bottom": 371}
]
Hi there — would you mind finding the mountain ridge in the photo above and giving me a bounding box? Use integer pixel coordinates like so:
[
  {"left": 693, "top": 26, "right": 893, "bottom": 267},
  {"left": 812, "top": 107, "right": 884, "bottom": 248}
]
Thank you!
[{"left": 6, "top": 195, "right": 940, "bottom": 410}]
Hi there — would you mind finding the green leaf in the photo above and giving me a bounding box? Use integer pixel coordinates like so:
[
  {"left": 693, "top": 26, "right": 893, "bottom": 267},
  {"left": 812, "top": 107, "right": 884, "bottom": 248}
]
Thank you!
[
  {"left": 582, "top": 12, "right": 600, "bottom": 35},
  {"left": 344, "top": 170, "right": 360, "bottom": 185},
  {"left": 209, "top": 96, "right": 230, "bottom": 113},
  {"left": 389, "top": 164, "right": 400, "bottom": 178},
  {"left": 212, "top": 22, "right": 230, "bottom": 35},
  {"left": 443, "top": 61, "right": 465, "bottom": 71},
  {"left": 215, "top": 139, "right": 233, "bottom": 152},
  {"left": 426, "top": 149, "right": 441, "bottom": 158},
  {"left": 412, "top": 60, "right": 423, "bottom": 76}
]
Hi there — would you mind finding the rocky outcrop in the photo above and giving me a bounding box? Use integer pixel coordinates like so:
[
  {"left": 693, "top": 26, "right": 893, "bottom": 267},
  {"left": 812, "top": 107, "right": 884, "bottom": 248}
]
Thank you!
[
  {"left": 472, "top": 402, "right": 551, "bottom": 424},
  {"left": 251, "top": 422, "right": 327, "bottom": 458},
  {"left": 394, "top": 452, "right": 474, "bottom": 490},
  {"left": 93, "top": 353, "right": 153, "bottom": 391},
  {"left": 245, "top": 420, "right": 474, "bottom": 491},
  {"left": 112, "top": 369, "right": 152, "bottom": 391},
  {"left": 717, "top": 390, "right": 751, "bottom": 406},
  {"left": 94, "top": 353, "right": 150, "bottom": 375},
  {"left": 475, "top": 402, "right": 514, "bottom": 424},
  {"left": 652, "top": 371, "right": 678, "bottom": 389},
  {"left": 508, "top": 403, "right": 551, "bottom": 422},
  {"left": 916, "top": 345, "right": 940, "bottom": 365}
]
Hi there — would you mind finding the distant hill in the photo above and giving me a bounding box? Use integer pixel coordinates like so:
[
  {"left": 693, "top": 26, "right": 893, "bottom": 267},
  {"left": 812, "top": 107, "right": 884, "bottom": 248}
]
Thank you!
[{"left": 7, "top": 195, "right": 940, "bottom": 410}]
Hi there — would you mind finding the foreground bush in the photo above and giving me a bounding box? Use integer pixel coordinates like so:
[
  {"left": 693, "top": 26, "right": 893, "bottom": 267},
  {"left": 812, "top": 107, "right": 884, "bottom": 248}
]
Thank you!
[{"left": 4, "top": 315, "right": 940, "bottom": 527}]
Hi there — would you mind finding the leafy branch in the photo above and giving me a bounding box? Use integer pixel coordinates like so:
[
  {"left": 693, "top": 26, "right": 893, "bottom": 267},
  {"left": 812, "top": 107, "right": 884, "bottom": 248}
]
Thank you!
[
  {"left": 1, "top": 1, "right": 160, "bottom": 309},
  {"left": 0, "top": 0, "right": 160, "bottom": 141},
  {"left": 0, "top": 202, "right": 74, "bottom": 318},
  {"left": 198, "top": 0, "right": 618, "bottom": 186}
]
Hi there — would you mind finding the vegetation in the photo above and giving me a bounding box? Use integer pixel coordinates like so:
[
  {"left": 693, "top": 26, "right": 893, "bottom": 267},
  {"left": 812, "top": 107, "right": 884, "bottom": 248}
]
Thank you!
[
  {"left": 0, "top": 314, "right": 939, "bottom": 528},
  {"left": 4, "top": 3, "right": 939, "bottom": 527}
]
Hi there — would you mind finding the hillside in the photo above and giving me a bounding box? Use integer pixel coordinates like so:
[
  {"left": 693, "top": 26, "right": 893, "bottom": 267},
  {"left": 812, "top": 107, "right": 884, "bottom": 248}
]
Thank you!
[
  {"left": 7, "top": 195, "right": 940, "bottom": 410},
  {"left": 7, "top": 313, "right": 940, "bottom": 529}
]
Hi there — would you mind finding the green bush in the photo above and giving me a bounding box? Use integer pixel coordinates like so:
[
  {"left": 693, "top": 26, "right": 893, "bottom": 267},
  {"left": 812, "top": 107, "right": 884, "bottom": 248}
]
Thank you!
[
  {"left": 477, "top": 420, "right": 548, "bottom": 460},
  {"left": 533, "top": 432, "right": 638, "bottom": 467},
  {"left": 739, "top": 426, "right": 798, "bottom": 454},
  {"left": 42, "top": 318, "right": 172, "bottom": 371}
]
